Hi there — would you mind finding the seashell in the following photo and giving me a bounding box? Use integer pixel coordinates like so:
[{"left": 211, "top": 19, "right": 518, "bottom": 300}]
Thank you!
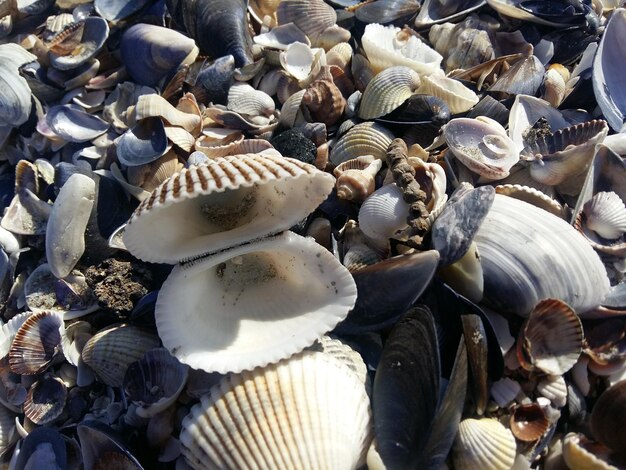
[
  {"left": 489, "top": 54, "right": 545, "bottom": 96},
  {"left": 277, "top": 0, "right": 348, "bottom": 48},
  {"left": 254, "top": 22, "right": 310, "bottom": 49},
  {"left": 334, "top": 155, "right": 382, "bottom": 203},
  {"left": 102, "top": 82, "right": 155, "bottom": 133},
  {"left": 582, "top": 191, "right": 626, "bottom": 240},
  {"left": 302, "top": 78, "right": 346, "bottom": 127},
  {"left": 155, "top": 231, "right": 357, "bottom": 373},
  {"left": 495, "top": 184, "right": 565, "bottom": 219},
  {"left": 123, "top": 348, "right": 188, "bottom": 418},
  {"left": 415, "top": 0, "right": 487, "bottom": 29},
  {"left": 490, "top": 377, "right": 521, "bottom": 408},
  {"left": 1, "top": 188, "right": 51, "bottom": 236},
  {"left": 592, "top": 8, "right": 626, "bottom": 132},
  {"left": 134, "top": 94, "right": 201, "bottom": 133},
  {"left": 509, "top": 403, "right": 550, "bottom": 442},
  {"left": 330, "top": 121, "right": 395, "bottom": 166},
  {"left": 361, "top": 23, "right": 442, "bottom": 75},
  {"left": 358, "top": 66, "right": 421, "bottom": 120},
  {"left": 443, "top": 117, "right": 519, "bottom": 180},
  {"left": 46, "top": 105, "right": 109, "bottom": 143},
  {"left": 227, "top": 87, "right": 275, "bottom": 118},
  {"left": 13, "top": 427, "right": 68, "bottom": 469},
  {"left": 562, "top": 432, "right": 620, "bottom": 470},
  {"left": 0, "top": 51, "right": 35, "bottom": 127},
  {"left": 124, "top": 154, "right": 334, "bottom": 264},
  {"left": 126, "top": 151, "right": 184, "bottom": 193},
  {"left": 508, "top": 94, "right": 569, "bottom": 153},
  {"left": 193, "top": 55, "right": 236, "bottom": 105},
  {"left": 0, "top": 403, "right": 15, "bottom": 452},
  {"left": 358, "top": 184, "right": 410, "bottom": 244},
  {"left": 474, "top": 194, "right": 610, "bottom": 317},
  {"left": 77, "top": 420, "right": 144, "bottom": 470},
  {"left": 542, "top": 64, "right": 569, "bottom": 107},
  {"left": 417, "top": 74, "right": 479, "bottom": 114},
  {"left": 120, "top": 23, "right": 199, "bottom": 87},
  {"left": 9, "top": 311, "right": 64, "bottom": 375},
  {"left": 180, "top": 347, "right": 372, "bottom": 469},
  {"left": 23, "top": 377, "right": 67, "bottom": 425},
  {"left": 437, "top": 241, "right": 484, "bottom": 303},
  {"left": 48, "top": 17, "right": 109, "bottom": 71},
  {"left": 278, "top": 88, "right": 307, "bottom": 128},
  {"left": 327, "top": 41, "right": 353, "bottom": 70},
  {"left": 164, "top": 126, "right": 195, "bottom": 152},
  {"left": 46, "top": 173, "right": 95, "bottom": 279},
  {"left": 590, "top": 379, "right": 626, "bottom": 456},
  {"left": 116, "top": 117, "right": 169, "bottom": 167},
  {"left": 82, "top": 325, "right": 161, "bottom": 387},
  {"left": 354, "top": 0, "right": 420, "bottom": 26},
  {"left": 279, "top": 41, "right": 325, "bottom": 84},
  {"left": 95, "top": 0, "right": 151, "bottom": 22},
  {"left": 61, "top": 321, "right": 92, "bottom": 368},
  {"left": 0, "top": 313, "right": 31, "bottom": 360},
  {"left": 452, "top": 418, "right": 516, "bottom": 470},
  {"left": 537, "top": 375, "right": 567, "bottom": 408}
]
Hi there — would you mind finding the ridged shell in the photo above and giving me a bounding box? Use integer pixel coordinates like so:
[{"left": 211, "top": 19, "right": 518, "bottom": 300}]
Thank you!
[
  {"left": 9, "top": 311, "right": 64, "bottom": 375},
  {"left": 127, "top": 151, "right": 184, "bottom": 193},
  {"left": 0, "top": 61, "right": 33, "bottom": 128},
  {"left": 123, "top": 348, "right": 188, "bottom": 418},
  {"left": 180, "top": 348, "right": 372, "bottom": 469},
  {"left": 474, "top": 195, "right": 609, "bottom": 317},
  {"left": 81, "top": 325, "right": 160, "bottom": 387},
  {"left": 156, "top": 231, "right": 357, "bottom": 373},
  {"left": 417, "top": 74, "right": 479, "bottom": 114},
  {"left": 495, "top": 185, "right": 565, "bottom": 219},
  {"left": 23, "top": 377, "right": 67, "bottom": 425},
  {"left": 361, "top": 23, "right": 442, "bottom": 75},
  {"left": 519, "top": 299, "right": 583, "bottom": 375},
  {"left": 443, "top": 117, "right": 519, "bottom": 180},
  {"left": 452, "top": 418, "right": 516, "bottom": 470},
  {"left": 48, "top": 17, "right": 109, "bottom": 71},
  {"left": 0, "top": 312, "right": 30, "bottom": 359},
  {"left": 302, "top": 78, "right": 346, "bottom": 127},
  {"left": 124, "top": 154, "right": 335, "bottom": 264},
  {"left": 311, "top": 336, "right": 369, "bottom": 388},
  {"left": 228, "top": 84, "right": 276, "bottom": 117},
  {"left": 329, "top": 121, "right": 395, "bottom": 166},
  {"left": 0, "top": 404, "right": 15, "bottom": 452},
  {"left": 358, "top": 184, "right": 410, "bottom": 243},
  {"left": 590, "top": 380, "right": 626, "bottom": 455},
  {"left": 583, "top": 191, "right": 626, "bottom": 240},
  {"left": 358, "top": 66, "right": 421, "bottom": 120},
  {"left": 134, "top": 94, "right": 201, "bottom": 133},
  {"left": 537, "top": 375, "right": 567, "bottom": 408},
  {"left": 277, "top": 0, "right": 338, "bottom": 45},
  {"left": 562, "top": 433, "right": 619, "bottom": 470}
]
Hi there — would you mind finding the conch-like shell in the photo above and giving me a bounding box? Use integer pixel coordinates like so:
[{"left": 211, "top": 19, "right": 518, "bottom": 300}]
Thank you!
[
  {"left": 334, "top": 155, "right": 382, "bottom": 202},
  {"left": 180, "top": 347, "right": 372, "bottom": 469},
  {"left": 358, "top": 66, "right": 421, "bottom": 120}
]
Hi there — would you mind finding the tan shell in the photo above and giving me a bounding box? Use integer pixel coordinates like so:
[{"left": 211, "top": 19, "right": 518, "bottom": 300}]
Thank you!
[
  {"left": 124, "top": 154, "right": 335, "bottom": 264},
  {"left": 180, "top": 348, "right": 372, "bottom": 469},
  {"left": 277, "top": 0, "right": 348, "bottom": 48},
  {"left": 509, "top": 403, "right": 550, "bottom": 442},
  {"left": 563, "top": 433, "right": 619, "bottom": 470},
  {"left": 227, "top": 83, "right": 276, "bottom": 117},
  {"left": 164, "top": 126, "right": 195, "bottom": 152},
  {"left": 334, "top": 155, "right": 382, "bottom": 203},
  {"left": 81, "top": 325, "right": 160, "bottom": 387},
  {"left": 417, "top": 73, "right": 479, "bottom": 114},
  {"left": 126, "top": 150, "right": 184, "bottom": 193},
  {"left": 358, "top": 66, "right": 421, "bottom": 120},
  {"left": 326, "top": 42, "right": 353, "bottom": 70},
  {"left": 330, "top": 121, "right": 395, "bottom": 166},
  {"left": 452, "top": 418, "right": 516, "bottom": 470},
  {"left": 133, "top": 94, "right": 201, "bottom": 133},
  {"left": 302, "top": 78, "right": 346, "bottom": 126}
]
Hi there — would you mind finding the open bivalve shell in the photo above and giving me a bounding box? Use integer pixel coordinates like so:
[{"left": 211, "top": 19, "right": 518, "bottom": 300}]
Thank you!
[
  {"left": 123, "top": 154, "right": 335, "bottom": 264},
  {"left": 155, "top": 231, "right": 357, "bottom": 374},
  {"left": 179, "top": 348, "right": 372, "bottom": 470}
]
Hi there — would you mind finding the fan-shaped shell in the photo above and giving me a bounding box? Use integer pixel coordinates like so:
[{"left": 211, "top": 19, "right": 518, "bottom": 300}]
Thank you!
[
  {"left": 358, "top": 184, "right": 410, "bottom": 244},
  {"left": 537, "top": 375, "right": 567, "bottom": 408},
  {"left": 0, "top": 63, "right": 33, "bottom": 128},
  {"left": 490, "top": 378, "right": 521, "bottom": 407},
  {"left": 361, "top": 23, "right": 442, "bottom": 75},
  {"left": 180, "top": 348, "right": 372, "bottom": 469},
  {"left": 277, "top": 0, "right": 338, "bottom": 45},
  {"left": 48, "top": 17, "right": 109, "bottom": 71},
  {"left": 156, "top": 231, "right": 357, "bottom": 373},
  {"left": 9, "top": 311, "right": 64, "bottom": 375},
  {"left": 329, "top": 121, "right": 395, "bottom": 166},
  {"left": 0, "top": 312, "right": 30, "bottom": 359},
  {"left": 583, "top": 191, "right": 626, "bottom": 240},
  {"left": 23, "top": 377, "right": 67, "bottom": 425},
  {"left": 562, "top": 433, "right": 620, "bottom": 470},
  {"left": 358, "top": 66, "right": 421, "bottom": 120},
  {"left": 124, "top": 154, "right": 335, "bottom": 264},
  {"left": 509, "top": 403, "right": 549, "bottom": 442},
  {"left": 417, "top": 74, "right": 479, "bottom": 114},
  {"left": 452, "top": 418, "right": 516, "bottom": 470}
]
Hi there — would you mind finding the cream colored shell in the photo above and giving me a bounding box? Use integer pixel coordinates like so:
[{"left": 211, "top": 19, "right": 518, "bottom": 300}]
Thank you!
[{"left": 452, "top": 418, "right": 516, "bottom": 470}]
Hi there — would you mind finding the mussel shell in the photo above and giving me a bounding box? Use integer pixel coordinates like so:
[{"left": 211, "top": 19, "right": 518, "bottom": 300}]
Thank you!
[
  {"left": 46, "top": 105, "right": 109, "bottom": 143},
  {"left": 377, "top": 94, "right": 450, "bottom": 125},
  {"left": 77, "top": 420, "right": 144, "bottom": 470},
  {"left": 116, "top": 117, "right": 169, "bottom": 167},
  {"left": 519, "top": 0, "right": 591, "bottom": 24},
  {"left": 13, "top": 427, "right": 67, "bottom": 470},
  {"left": 355, "top": 0, "right": 420, "bottom": 25},
  {"left": 95, "top": 0, "right": 151, "bottom": 22}
]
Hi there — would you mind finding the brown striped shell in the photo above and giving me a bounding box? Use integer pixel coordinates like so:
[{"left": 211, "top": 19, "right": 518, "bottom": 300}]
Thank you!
[
  {"left": 334, "top": 155, "right": 382, "bottom": 203},
  {"left": 302, "top": 78, "right": 346, "bottom": 127},
  {"left": 123, "top": 154, "right": 335, "bottom": 264},
  {"left": 9, "top": 311, "right": 64, "bottom": 375},
  {"left": 23, "top": 376, "right": 67, "bottom": 425}
]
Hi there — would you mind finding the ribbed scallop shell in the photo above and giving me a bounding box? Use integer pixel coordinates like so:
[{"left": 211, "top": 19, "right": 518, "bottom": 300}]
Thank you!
[
  {"left": 329, "top": 122, "right": 395, "bottom": 166},
  {"left": 9, "top": 311, "right": 64, "bottom": 375},
  {"left": 0, "top": 404, "right": 15, "bottom": 452},
  {"left": 23, "top": 377, "right": 67, "bottom": 425},
  {"left": 123, "top": 348, "right": 188, "bottom": 418},
  {"left": 156, "top": 231, "right": 357, "bottom": 374},
  {"left": 583, "top": 191, "right": 626, "bottom": 240},
  {"left": 127, "top": 150, "right": 184, "bottom": 193},
  {"left": 334, "top": 155, "right": 382, "bottom": 203},
  {"left": 276, "top": 0, "right": 337, "bottom": 44},
  {"left": 228, "top": 84, "right": 276, "bottom": 117},
  {"left": 452, "top": 418, "right": 516, "bottom": 470},
  {"left": 443, "top": 117, "right": 519, "bottom": 180},
  {"left": 134, "top": 94, "right": 201, "bottom": 133},
  {"left": 123, "top": 154, "right": 335, "bottom": 264},
  {"left": 537, "top": 375, "right": 567, "bottom": 408},
  {"left": 358, "top": 184, "right": 410, "bottom": 244},
  {"left": 358, "top": 66, "right": 421, "bottom": 120},
  {"left": 474, "top": 195, "right": 609, "bottom": 317},
  {"left": 362, "top": 23, "right": 442, "bottom": 75},
  {"left": 180, "top": 348, "right": 372, "bottom": 470},
  {"left": 417, "top": 74, "right": 479, "bottom": 114},
  {"left": 81, "top": 325, "right": 160, "bottom": 387},
  {"left": 510, "top": 403, "right": 549, "bottom": 442},
  {"left": 520, "top": 298, "right": 583, "bottom": 376},
  {"left": 312, "top": 336, "right": 369, "bottom": 388},
  {"left": 562, "top": 433, "right": 619, "bottom": 470},
  {"left": 0, "top": 312, "right": 30, "bottom": 359}
]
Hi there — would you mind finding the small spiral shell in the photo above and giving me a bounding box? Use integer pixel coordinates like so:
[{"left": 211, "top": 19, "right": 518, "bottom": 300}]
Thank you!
[
  {"left": 303, "top": 78, "right": 346, "bottom": 126},
  {"left": 334, "top": 155, "right": 382, "bottom": 202}
]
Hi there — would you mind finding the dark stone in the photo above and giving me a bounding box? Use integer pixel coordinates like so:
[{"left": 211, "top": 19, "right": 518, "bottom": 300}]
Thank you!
[{"left": 270, "top": 129, "right": 317, "bottom": 165}]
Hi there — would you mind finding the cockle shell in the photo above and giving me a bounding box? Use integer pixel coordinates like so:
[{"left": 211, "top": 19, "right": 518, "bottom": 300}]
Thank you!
[
  {"left": 452, "top": 418, "right": 516, "bottom": 470},
  {"left": 361, "top": 23, "right": 442, "bottom": 75},
  {"left": 509, "top": 403, "right": 549, "bottom": 442},
  {"left": 9, "top": 311, "right": 64, "bottom": 375},
  {"left": 23, "top": 376, "right": 67, "bottom": 425},
  {"left": 227, "top": 86, "right": 275, "bottom": 118},
  {"left": 276, "top": 0, "right": 350, "bottom": 48},
  {"left": 334, "top": 155, "right": 382, "bottom": 203},
  {"left": 124, "top": 154, "right": 335, "bottom": 264},
  {"left": 537, "top": 375, "right": 567, "bottom": 408},
  {"left": 155, "top": 231, "right": 357, "bottom": 373},
  {"left": 562, "top": 433, "right": 620, "bottom": 470},
  {"left": 329, "top": 121, "right": 395, "bottom": 166},
  {"left": 358, "top": 66, "right": 421, "bottom": 120},
  {"left": 583, "top": 191, "right": 626, "bottom": 240},
  {"left": 358, "top": 184, "right": 410, "bottom": 244},
  {"left": 180, "top": 347, "right": 372, "bottom": 469},
  {"left": 417, "top": 74, "right": 479, "bottom": 114}
]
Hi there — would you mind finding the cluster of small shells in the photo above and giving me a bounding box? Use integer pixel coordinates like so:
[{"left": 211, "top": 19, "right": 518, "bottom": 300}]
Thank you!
[{"left": 1, "top": 0, "right": 626, "bottom": 468}]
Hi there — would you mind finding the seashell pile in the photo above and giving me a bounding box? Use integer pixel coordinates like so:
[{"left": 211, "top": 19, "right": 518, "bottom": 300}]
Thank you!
[{"left": 2, "top": 0, "right": 626, "bottom": 468}]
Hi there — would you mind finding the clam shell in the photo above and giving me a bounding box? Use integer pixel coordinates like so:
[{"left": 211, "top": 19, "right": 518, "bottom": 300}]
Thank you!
[
  {"left": 227, "top": 87, "right": 275, "bottom": 118},
  {"left": 102, "top": 81, "right": 155, "bottom": 133},
  {"left": 81, "top": 325, "right": 160, "bottom": 387},
  {"left": 452, "top": 418, "right": 516, "bottom": 470},
  {"left": 180, "top": 348, "right": 372, "bottom": 469},
  {"left": 361, "top": 23, "right": 442, "bottom": 75},
  {"left": 126, "top": 151, "right": 184, "bottom": 193},
  {"left": 134, "top": 94, "right": 201, "bottom": 133},
  {"left": 0, "top": 63, "right": 33, "bottom": 128},
  {"left": 475, "top": 195, "right": 609, "bottom": 317},
  {"left": 9, "top": 311, "right": 64, "bottom": 375},
  {"left": 276, "top": 0, "right": 338, "bottom": 46},
  {"left": 495, "top": 184, "right": 565, "bottom": 218},
  {"left": 417, "top": 74, "right": 479, "bottom": 114},
  {"left": 590, "top": 380, "right": 626, "bottom": 455},
  {"left": 0, "top": 312, "right": 30, "bottom": 359},
  {"left": 329, "top": 121, "right": 395, "bottom": 166},
  {"left": 415, "top": 0, "right": 487, "bottom": 28},
  {"left": 23, "top": 376, "right": 67, "bottom": 425},
  {"left": 562, "top": 433, "right": 619, "bottom": 470},
  {"left": 490, "top": 377, "right": 521, "bottom": 408},
  {"left": 95, "top": 0, "right": 150, "bottom": 22},
  {"left": 156, "top": 231, "right": 357, "bottom": 373},
  {"left": 123, "top": 154, "right": 335, "bottom": 264},
  {"left": 46, "top": 105, "right": 109, "bottom": 143},
  {"left": 358, "top": 66, "right": 421, "bottom": 120},
  {"left": 358, "top": 184, "right": 410, "bottom": 244},
  {"left": 48, "top": 17, "right": 109, "bottom": 71},
  {"left": 583, "top": 191, "right": 626, "bottom": 240}
]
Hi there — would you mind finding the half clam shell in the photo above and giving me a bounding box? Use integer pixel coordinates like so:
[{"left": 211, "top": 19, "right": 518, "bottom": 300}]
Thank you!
[
  {"left": 9, "top": 311, "right": 64, "bottom": 375},
  {"left": 452, "top": 418, "right": 516, "bottom": 470}
]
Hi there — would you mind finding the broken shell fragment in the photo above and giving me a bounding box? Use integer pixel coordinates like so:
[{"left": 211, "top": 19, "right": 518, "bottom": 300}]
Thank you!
[{"left": 23, "top": 376, "right": 67, "bottom": 425}]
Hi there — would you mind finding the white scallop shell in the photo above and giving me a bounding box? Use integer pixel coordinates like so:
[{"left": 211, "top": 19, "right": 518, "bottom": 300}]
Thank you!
[
  {"left": 417, "top": 74, "right": 479, "bottom": 114},
  {"left": 123, "top": 154, "right": 335, "bottom": 264},
  {"left": 452, "top": 418, "right": 516, "bottom": 470},
  {"left": 537, "top": 375, "right": 567, "bottom": 408},
  {"left": 156, "top": 231, "right": 357, "bottom": 374},
  {"left": 180, "top": 348, "right": 372, "bottom": 469},
  {"left": 358, "top": 184, "right": 410, "bottom": 244},
  {"left": 0, "top": 312, "right": 31, "bottom": 359},
  {"left": 227, "top": 83, "right": 276, "bottom": 117},
  {"left": 358, "top": 66, "right": 421, "bottom": 120},
  {"left": 361, "top": 23, "right": 442, "bottom": 75},
  {"left": 583, "top": 191, "right": 626, "bottom": 240}
]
